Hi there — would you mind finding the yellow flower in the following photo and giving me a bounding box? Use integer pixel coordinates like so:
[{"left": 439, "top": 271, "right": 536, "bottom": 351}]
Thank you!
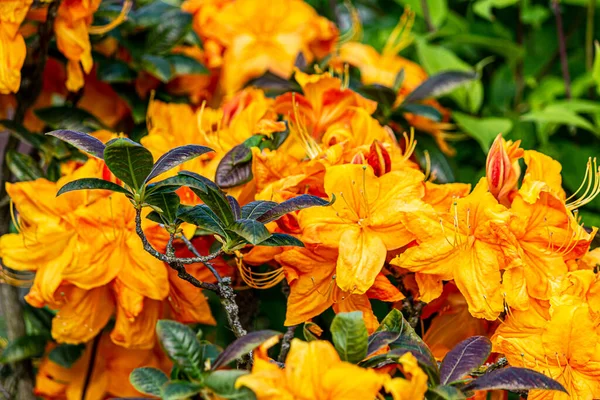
[
  {"left": 383, "top": 353, "right": 428, "bottom": 400},
  {"left": 392, "top": 179, "right": 510, "bottom": 320},
  {"left": 236, "top": 338, "right": 386, "bottom": 400},
  {"left": 299, "top": 164, "right": 425, "bottom": 294},
  {"left": 0, "top": 0, "right": 33, "bottom": 94}
]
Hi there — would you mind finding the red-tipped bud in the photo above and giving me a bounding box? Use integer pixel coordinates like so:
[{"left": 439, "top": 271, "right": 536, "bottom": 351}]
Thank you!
[
  {"left": 351, "top": 152, "right": 366, "bottom": 165},
  {"left": 367, "top": 140, "right": 392, "bottom": 177},
  {"left": 486, "top": 134, "right": 522, "bottom": 203}
]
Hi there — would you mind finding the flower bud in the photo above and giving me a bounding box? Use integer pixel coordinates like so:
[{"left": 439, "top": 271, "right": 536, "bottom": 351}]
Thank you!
[
  {"left": 486, "top": 134, "right": 523, "bottom": 203},
  {"left": 367, "top": 140, "right": 392, "bottom": 177}
]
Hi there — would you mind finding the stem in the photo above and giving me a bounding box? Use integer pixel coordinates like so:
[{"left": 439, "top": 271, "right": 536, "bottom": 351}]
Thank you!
[
  {"left": 81, "top": 334, "right": 101, "bottom": 400},
  {"left": 180, "top": 235, "right": 223, "bottom": 283},
  {"left": 552, "top": 0, "right": 572, "bottom": 98},
  {"left": 134, "top": 209, "right": 246, "bottom": 338},
  {"left": 277, "top": 325, "right": 297, "bottom": 363},
  {"left": 420, "top": 0, "right": 435, "bottom": 32}
]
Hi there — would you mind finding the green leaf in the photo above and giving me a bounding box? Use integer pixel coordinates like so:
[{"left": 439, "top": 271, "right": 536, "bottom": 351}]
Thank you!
[
  {"left": 204, "top": 370, "right": 257, "bottom": 400},
  {"left": 6, "top": 151, "right": 44, "bottom": 181},
  {"left": 414, "top": 135, "right": 455, "bottom": 183},
  {"left": 452, "top": 112, "right": 513, "bottom": 152},
  {"left": 145, "top": 9, "right": 192, "bottom": 55},
  {"left": 104, "top": 138, "right": 154, "bottom": 191},
  {"left": 129, "top": 367, "right": 169, "bottom": 397},
  {"left": 215, "top": 144, "right": 253, "bottom": 188},
  {"left": 145, "top": 192, "right": 181, "bottom": 224},
  {"left": 146, "top": 174, "right": 209, "bottom": 195},
  {"left": 426, "top": 385, "right": 467, "bottom": 400},
  {"left": 178, "top": 205, "right": 227, "bottom": 237},
  {"left": 358, "top": 84, "right": 398, "bottom": 109},
  {"left": 140, "top": 54, "right": 173, "bottom": 82},
  {"left": 0, "top": 334, "right": 47, "bottom": 363},
  {"left": 258, "top": 233, "right": 304, "bottom": 247},
  {"left": 403, "top": 71, "right": 478, "bottom": 104},
  {"left": 464, "top": 367, "right": 567, "bottom": 393},
  {"left": 212, "top": 330, "right": 281, "bottom": 370},
  {"left": 521, "top": 107, "right": 599, "bottom": 135},
  {"left": 166, "top": 54, "right": 209, "bottom": 76},
  {"left": 366, "top": 331, "right": 401, "bottom": 357},
  {"left": 156, "top": 320, "right": 203, "bottom": 380},
  {"left": 162, "top": 380, "right": 203, "bottom": 400},
  {"left": 57, "top": 178, "right": 131, "bottom": 197},
  {"left": 246, "top": 71, "right": 302, "bottom": 97},
  {"left": 240, "top": 201, "right": 278, "bottom": 220},
  {"left": 395, "top": 0, "right": 448, "bottom": 27},
  {"left": 303, "top": 322, "right": 322, "bottom": 342},
  {"left": 416, "top": 40, "right": 483, "bottom": 113},
  {"left": 181, "top": 171, "right": 235, "bottom": 226},
  {"left": 397, "top": 104, "right": 442, "bottom": 121},
  {"left": 257, "top": 194, "right": 334, "bottom": 224},
  {"left": 97, "top": 60, "right": 136, "bottom": 83},
  {"left": 0, "top": 120, "right": 46, "bottom": 149},
  {"left": 48, "top": 344, "right": 85, "bottom": 368},
  {"left": 472, "top": 0, "right": 518, "bottom": 21},
  {"left": 330, "top": 311, "right": 368, "bottom": 364},
  {"left": 199, "top": 342, "right": 222, "bottom": 369},
  {"left": 594, "top": 41, "right": 600, "bottom": 95},
  {"left": 35, "top": 107, "right": 106, "bottom": 133},
  {"left": 227, "top": 219, "right": 271, "bottom": 245}
]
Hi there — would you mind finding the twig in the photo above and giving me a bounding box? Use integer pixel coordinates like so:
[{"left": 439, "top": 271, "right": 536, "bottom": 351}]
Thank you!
[
  {"left": 134, "top": 208, "right": 247, "bottom": 339},
  {"left": 81, "top": 334, "right": 101, "bottom": 400},
  {"left": 180, "top": 235, "right": 223, "bottom": 283},
  {"left": 552, "top": 0, "right": 572, "bottom": 98},
  {"left": 277, "top": 325, "right": 297, "bottom": 363},
  {"left": 420, "top": 0, "right": 435, "bottom": 32}
]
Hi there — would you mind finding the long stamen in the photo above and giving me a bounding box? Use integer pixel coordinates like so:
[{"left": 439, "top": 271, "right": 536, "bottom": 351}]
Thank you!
[
  {"left": 439, "top": 218, "right": 455, "bottom": 248},
  {"left": 402, "top": 128, "right": 417, "bottom": 161},
  {"left": 235, "top": 256, "right": 285, "bottom": 289},
  {"left": 88, "top": 0, "right": 133, "bottom": 35},
  {"left": 382, "top": 7, "right": 415, "bottom": 56},
  {"left": 337, "top": 0, "right": 363, "bottom": 45},
  {"left": 567, "top": 157, "right": 600, "bottom": 210}
]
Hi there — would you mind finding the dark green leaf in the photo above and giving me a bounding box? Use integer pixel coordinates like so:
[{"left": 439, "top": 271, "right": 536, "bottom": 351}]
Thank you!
[
  {"left": 166, "top": 54, "right": 209, "bottom": 76},
  {"left": 241, "top": 201, "right": 277, "bottom": 220},
  {"left": 133, "top": 0, "right": 177, "bottom": 27},
  {"left": 146, "top": 174, "right": 209, "bottom": 195},
  {"left": 162, "top": 380, "right": 203, "bottom": 400},
  {"left": 48, "top": 344, "right": 85, "bottom": 368},
  {"left": 393, "top": 68, "right": 405, "bottom": 92},
  {"left": 204, "top": 370, "right": 257, "bottom": 400},
  {"left": 227, "top": 219, "right": 271, "bottom": 245},
  {"left": 268, "top": 123, "right": 290, "bottom": 149},
  {"left": 212, "top": 330, "right": 281, "bottom": 370},
  {"left": 258, "top": 233, "right": 304, "bottom": 247},
  {"left": 366, "top": 331, "right": 400, "bottom": 357},
  {"left": 181, "top": 171, "right": 235, "bottom": 226},
  {"left": 145, "top": 9, "right": 192, "bottom": 55},
  {"left": 6, "top": 151, "right": 43, "bottom": 181},
  {"left": 156, "top": 320, "right": 203, "bottom": 380},
  {"left": 145, "top": 145, "right": 213, "bottom": 183},
  {"left": 199, "top": 342, "right": 221, "bottom": 369},
  {"left": 414, "top": 135, "right": 455, "bottom": 183},
  {"left": 404, "top": 71, "right": 478, "bottom": 103},
  {"left": 178, "top": 204, "right": 227, "bottom": 237},
  {"left": 331, "top": 311, "right": 368, "bottom": 364},
  {"left": 97, "top": 60, "right": 136, "bottom": 83},
  {"left": 440, "top": 336, "right": 492, "bottom": 385},
  {"left": 140, "top": 54, "right": 173, "bottom": 82},
  {"left": 0, "top": 334, "right": 47, "bottom": 363},
  {"left": 46, "top": 129, "right": 106, "bottom": 159},
  {"left": 464, "top": 367, "right": 567, "bottom": 393},
  {"left": 397, "top": 104, "right": 442, "bottom": 121},
  {"left": 104, "top": 138, "right": 154, "bottom": 191},
  {"left": 453, "top": 112, "right": 513, "bottom": 152},
  {"left": 303, "top": 322, "right": 321, "bottom": 342},
  {"left": 145, "top": 192, "right": 180, "bottom": 224},
  {"left": 57, "top": 178, "right": 131, "bottom": 197},
  {"left": 257, "top": 194, "right": 334, "bottom": 223},
  {"left": 129, "top": 367, "right": 169, "bottom": 397},
  {"left": 358, "top": 84, "right": 397, "bottom": 109},
  {"left": 215, "top": 145, "right": 253, "bottom": 188},
  {"left": 227, "top": 196, "right": 241, "bottom": 220},
  {"left": 246, "top": 71, "right": 302, "bottom": 96},
  {"left": 36, "top": 107, "right": 106, "bottom": 133},
  {"left": 427, "top": 385, "right": 467, "bottom": 400},
  {"left": 0, "top": 120, "right": 46, "bottom": 149}
]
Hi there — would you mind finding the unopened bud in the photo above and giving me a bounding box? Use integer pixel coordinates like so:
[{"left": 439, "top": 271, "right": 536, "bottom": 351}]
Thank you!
[{"left": 367, "top": 140, "right": 392, "bottom": 177}]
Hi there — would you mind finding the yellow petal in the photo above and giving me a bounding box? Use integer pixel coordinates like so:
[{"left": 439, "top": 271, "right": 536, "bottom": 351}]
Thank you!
[{"left": 336, "top": 228, "right": 386, "bottom": 294}]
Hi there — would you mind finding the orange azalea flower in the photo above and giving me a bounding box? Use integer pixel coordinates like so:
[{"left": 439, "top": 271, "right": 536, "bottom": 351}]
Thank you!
[
  {"left": 0, "top": 0, "right": 32, "bottom": 93},
  {"left": 299, "top": 164, "right": 425, "bottom": 294},
  {"left": 236, "top": 337, "right": 386, "bottom": 400},
  {"left": 276, "top": 245, "right": 403, "bottom": 332},
  {"left": 274, "top": 71, "right": 377, "bottom": 137},
  {"left": 34, "top": 334, "right": 170, "bottom": 400},
  {"left": 383, "top": 352, "right": 428, "bottom": 400},
  {"left": 392, "top": 179, "right": 510, "bottom": 320},
  {"left": 486, "top": 134, "right": 524, "bottom": 206},
  {"left": 492, "top": 293, "right": 600, "bottom": 399},
  {"left": 204, "top": 0, "right": 337, "bottom": 94},
  {"left": 54, "top": 0, "right": 102, "bottom": 91},
  {"left": 422, "top": 181, "right": 471, "bottom": 213}
]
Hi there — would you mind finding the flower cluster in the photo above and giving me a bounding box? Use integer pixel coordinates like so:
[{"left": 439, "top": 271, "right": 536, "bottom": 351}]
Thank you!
[{"left": 0, "top": 0, "right": 599, "bottom": 399}]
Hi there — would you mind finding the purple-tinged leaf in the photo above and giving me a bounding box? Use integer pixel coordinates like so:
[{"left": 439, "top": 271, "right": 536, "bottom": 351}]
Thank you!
[
  {"left": 257, "top": 194, "right": 335, "bottom": 223},
  {"left": 403, "top": 71, "right": 478, "bottom": 104},
  {"left": 366, "top": 331, "right": 400, "bottom": 357},
  {"left": 227, "top": 219, "right": 271, "bottom": 245},
  {"left": 211, "top": 330, "right": 281, "bottom": 370},
  {"left": 227, "top": 196, "right": 241, "bottom": 220},
  {"left": 440, "top": 336, "right": 491, "bottom": 384},
  {"left": 145, "top": 145, "right": 213, "bottom": 183},
  {"left": 57, "top": 178, "right": 131, "bottom": 197},
  {"left": 464, "top": 367, "right": 567, "bottom": 393},
  {"left": 215, "top": 144, "right": 253, "bottom": 189},
  {"left": 258, "top": 233, "right": 304, "bottom": 247},
  {"left": 46, "top": 129, "right": 106, "bottom": 159},
  {"left": 241, "top": 200, "right": 277, "bottom": 220}
]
